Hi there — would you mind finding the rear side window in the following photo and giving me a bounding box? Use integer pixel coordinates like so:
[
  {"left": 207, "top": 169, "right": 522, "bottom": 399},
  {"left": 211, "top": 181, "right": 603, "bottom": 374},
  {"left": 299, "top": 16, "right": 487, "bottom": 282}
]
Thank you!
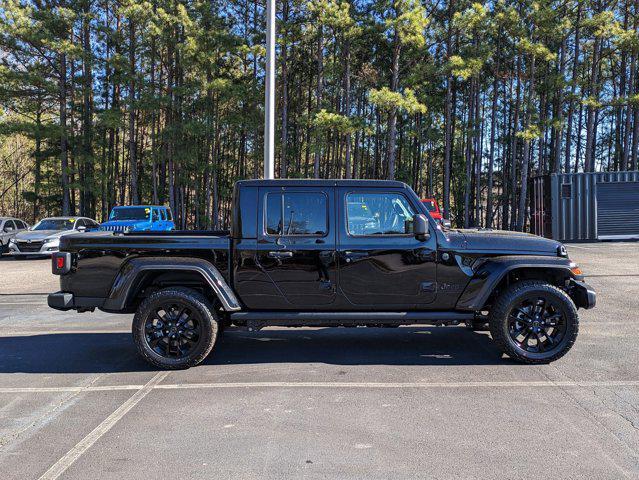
[
  {"left": 346, "top": 192, "right": 416, "bottom": 236},
  {"left": 266, "top": 192, "right": 328, "bottom": 236}
]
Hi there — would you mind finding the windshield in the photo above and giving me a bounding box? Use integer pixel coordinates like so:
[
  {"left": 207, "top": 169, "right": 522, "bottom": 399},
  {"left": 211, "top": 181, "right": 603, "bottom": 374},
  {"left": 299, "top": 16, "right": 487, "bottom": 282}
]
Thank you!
[
  {"left": 110, "top": 207, "right": 150, "bottom": 221},
  {"left": 32, "top": 219, "right": 75, "bottom": 231}
]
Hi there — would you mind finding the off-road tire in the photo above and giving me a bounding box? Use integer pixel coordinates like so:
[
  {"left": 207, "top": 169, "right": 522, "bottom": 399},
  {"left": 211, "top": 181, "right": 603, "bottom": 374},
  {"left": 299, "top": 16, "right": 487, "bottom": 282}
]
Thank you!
[
  {"left": 133, "top": 287, "right": 218, "bottom": 369},
  {"left": 489, "top": 280, "right": 579, "bottom": 364}
]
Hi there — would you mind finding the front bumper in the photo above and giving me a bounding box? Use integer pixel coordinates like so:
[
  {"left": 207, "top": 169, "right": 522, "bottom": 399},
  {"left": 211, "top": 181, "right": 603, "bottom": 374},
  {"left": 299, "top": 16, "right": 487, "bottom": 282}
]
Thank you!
[
  {"left": 7, "top": 242, "right": 59, "bottom": 256},
  {"left": 569, "top": 279, "right": 596, "bottom": 309}
]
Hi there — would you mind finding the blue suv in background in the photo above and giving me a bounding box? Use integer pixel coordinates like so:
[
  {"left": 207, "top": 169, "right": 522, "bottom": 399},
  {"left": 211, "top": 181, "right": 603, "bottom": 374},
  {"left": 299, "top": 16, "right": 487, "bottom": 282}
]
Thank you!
[{"left": 99, "top": 206, "right": 175, "bottom": 232}]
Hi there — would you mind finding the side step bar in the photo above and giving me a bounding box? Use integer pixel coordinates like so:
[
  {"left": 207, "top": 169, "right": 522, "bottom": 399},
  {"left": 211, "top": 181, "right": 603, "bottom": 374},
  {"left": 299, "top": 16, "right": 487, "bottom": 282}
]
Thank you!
[{"left": 229, "top": 311, "right": 475, "bottom": 331}]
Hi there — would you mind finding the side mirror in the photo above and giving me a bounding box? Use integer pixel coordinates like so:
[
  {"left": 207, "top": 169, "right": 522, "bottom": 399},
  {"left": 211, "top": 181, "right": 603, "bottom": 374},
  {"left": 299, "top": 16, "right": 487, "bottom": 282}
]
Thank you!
[
  {"left": 4, "top": 227, "right": 14, "bottom": 232},
  {"left": 413, "top": 214, "right": 429, "bottom": 241},
  {"left": 441, "top": 219, "right": 451, "bottom": 228},
  {"left": 77, "top": 225, "right": 87, "bottom": 232}
]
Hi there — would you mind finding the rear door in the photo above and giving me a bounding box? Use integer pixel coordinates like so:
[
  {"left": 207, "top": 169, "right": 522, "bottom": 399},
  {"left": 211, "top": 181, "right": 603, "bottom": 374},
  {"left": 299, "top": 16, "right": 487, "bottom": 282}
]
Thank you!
[
  {"left": 254, "top": 186, "right": 337, "bottom": 307},
  {"left": 337, "top": 188, "right": 438, "bottom": 308}
]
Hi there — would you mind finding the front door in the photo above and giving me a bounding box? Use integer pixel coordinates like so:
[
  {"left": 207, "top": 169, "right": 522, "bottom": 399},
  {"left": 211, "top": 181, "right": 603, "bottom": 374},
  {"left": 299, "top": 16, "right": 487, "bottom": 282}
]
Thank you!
[
  {"left": 254, "top": 186, "right": 337, "bottom": 307},
  {"left": 337, "top": 188, "right": 437, "bottom": 308}
]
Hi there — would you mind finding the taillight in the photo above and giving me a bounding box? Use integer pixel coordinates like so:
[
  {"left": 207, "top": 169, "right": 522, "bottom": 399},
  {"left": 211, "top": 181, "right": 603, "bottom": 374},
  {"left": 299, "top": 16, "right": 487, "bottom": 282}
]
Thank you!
[{"left": 52, "top": 252, "right": 72, "bottom": 275}]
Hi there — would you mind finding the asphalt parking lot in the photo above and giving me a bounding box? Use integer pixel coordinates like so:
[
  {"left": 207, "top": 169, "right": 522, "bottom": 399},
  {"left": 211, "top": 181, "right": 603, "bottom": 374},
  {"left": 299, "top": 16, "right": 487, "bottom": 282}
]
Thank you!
[{"left": 0, "top": 243, "right": 638, "bottom": 479}]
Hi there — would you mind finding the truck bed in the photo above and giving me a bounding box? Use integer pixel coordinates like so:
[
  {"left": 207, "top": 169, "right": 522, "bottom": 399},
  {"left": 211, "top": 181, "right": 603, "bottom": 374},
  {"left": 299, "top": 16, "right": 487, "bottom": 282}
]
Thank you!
[{"left": 59, "top": 231, "right": 231, "bottom": 300}]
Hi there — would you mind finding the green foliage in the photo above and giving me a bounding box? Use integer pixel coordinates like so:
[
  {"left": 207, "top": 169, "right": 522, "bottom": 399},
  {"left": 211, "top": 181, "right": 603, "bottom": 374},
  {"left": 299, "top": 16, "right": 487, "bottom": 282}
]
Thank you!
[{"left": 369, "top": 87, "right": 427, "bottom": 114}]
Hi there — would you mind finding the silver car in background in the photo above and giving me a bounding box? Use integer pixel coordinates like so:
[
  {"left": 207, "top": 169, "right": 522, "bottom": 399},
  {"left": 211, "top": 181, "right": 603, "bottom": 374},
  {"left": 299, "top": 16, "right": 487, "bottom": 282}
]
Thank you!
[
  {"left": 7, "top": 217, "right": 99, "bottom": 256},
  {"left": 0, "top": 218, "right": 29, "bottom": 253}
]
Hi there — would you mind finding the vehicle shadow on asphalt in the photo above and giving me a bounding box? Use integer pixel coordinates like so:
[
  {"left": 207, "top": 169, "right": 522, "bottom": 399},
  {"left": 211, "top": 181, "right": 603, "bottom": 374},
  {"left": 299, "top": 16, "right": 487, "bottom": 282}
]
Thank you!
[{"left": 0, "top": 327, "right": 521, "bottom": 374}]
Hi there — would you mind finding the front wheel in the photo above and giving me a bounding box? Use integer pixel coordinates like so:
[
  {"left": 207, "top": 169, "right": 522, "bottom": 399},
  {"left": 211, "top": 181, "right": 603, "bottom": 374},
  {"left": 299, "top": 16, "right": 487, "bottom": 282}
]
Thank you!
[
  {"left": 489, "top": 280, "right": 579, "bottom": 364},
  {"left": 132, "top": 287, "right": 218, "bottom": 369}
]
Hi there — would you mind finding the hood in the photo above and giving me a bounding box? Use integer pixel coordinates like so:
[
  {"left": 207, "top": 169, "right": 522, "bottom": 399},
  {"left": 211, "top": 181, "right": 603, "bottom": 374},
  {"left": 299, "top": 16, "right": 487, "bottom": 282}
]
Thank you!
[
  {"left": 15, "top": 229, "right": 79, "bottom": 241},
  {"left": 100, "top": 220, "right": 149, "bottom": 227},
  {"left": 446, "top": 228, "right": 563, "bottom": 255}
]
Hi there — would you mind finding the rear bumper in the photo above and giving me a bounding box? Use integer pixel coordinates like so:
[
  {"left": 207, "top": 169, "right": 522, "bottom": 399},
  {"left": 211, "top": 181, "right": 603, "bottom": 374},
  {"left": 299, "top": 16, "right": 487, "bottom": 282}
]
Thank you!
[
  {"left": 48, "top": 292, "right": 103, "bottom": 312},
  {"left": 48, "top": 292, "right": 74, "bottom": 311},
  {"left": 569, "top": 279, "right": 596, "bottom": 309}
]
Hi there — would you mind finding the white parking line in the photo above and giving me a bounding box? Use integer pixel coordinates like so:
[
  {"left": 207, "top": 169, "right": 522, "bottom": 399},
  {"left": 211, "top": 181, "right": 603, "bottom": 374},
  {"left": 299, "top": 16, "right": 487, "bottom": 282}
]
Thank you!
[
  {"left": 37, "top": 372, "right": 168, "bottom": 480},
  {"left": 0, "top": 330, "right": 129, "bottom": 336},
  {"left": 2, "top": 379, "right": 639, "bottom": 395}
]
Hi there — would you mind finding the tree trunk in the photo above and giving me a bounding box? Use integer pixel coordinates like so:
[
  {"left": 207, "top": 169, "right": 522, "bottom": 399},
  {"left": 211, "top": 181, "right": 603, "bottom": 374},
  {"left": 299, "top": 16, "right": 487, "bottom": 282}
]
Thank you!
[
  {"left": 564, "top": 2, "right": 581, "bottom": 173},
  {"left": 443, "top": 1, "right": 456, "bottom": 219},
  {"left": 387, "top": 28, "right": 401, "bottom": 180},
  {"left": 128, "top": 19, "right": 139, "bottom": 204},
  {"left": 343, "top": 39, "right": 352, "bottom": 179},
  {"left": 584, "top": 35, "right": 601, "bottom": 172},
  {"left": 314, "top": 26, "right": 324, "bottom": 178},
  {"left": 59, "top": 51, "right": 71, "bottom": 215},
  {"left": 486, "top": 43, "right": 500, "bottom": 227},
  {"left": 280, "top": 0, "right": 289, "bottom": 178}
]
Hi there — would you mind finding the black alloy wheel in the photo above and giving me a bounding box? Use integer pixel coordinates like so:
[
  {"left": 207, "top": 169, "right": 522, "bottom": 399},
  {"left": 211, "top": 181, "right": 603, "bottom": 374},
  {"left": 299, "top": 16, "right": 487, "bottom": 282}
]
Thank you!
[
  {"left": 489, "top": 280, "right": 579, "bottom": 364},
  {"left": 144, "top": 301, "right": 203, "bottom": 359},
  {"left": 133, "top": 287, "right": 218, "bottom": 369},
  {"left": 507, "top": 296, "right": 567, "bottom": 354}
]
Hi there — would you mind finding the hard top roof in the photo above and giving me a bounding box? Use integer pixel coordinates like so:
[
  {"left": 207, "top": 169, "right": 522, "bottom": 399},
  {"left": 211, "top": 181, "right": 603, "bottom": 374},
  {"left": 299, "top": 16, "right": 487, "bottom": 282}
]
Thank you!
[
  {"left": 112, "top": 205, "right": 169, "bottom": 208},
  {"left": 236, "top": 179, "right": 409, "bottom": 188}
]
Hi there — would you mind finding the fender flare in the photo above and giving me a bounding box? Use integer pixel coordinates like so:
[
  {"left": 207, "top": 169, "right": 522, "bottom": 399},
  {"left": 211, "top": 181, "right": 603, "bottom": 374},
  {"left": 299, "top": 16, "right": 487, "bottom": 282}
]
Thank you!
[
  {"left": 455, "top": 256, "right": 576, "bottom": 311},
  {"left": 103, "top": 256, "right": 241, "bottom": 312}
]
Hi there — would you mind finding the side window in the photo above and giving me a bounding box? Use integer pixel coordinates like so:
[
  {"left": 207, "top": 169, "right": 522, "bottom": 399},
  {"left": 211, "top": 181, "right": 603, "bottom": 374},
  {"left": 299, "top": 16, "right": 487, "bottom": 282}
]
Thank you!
[
  {"left": 18, "top": 221, "right": 26, "bottom": 229},
  {"left": 265, "top": 192, "right": 328, "bottom": 236},
  {"left": 152, "top": 209, "right": 160, "bottom": 222},
  {"left": 76, "top": 219, "right": 87, "bottom": 228},
  {"left": 160, "top": 209, "right": 167, "bottom": 221},
  {"left": 346, "top": 192, "right": 416, "bottom": 236},
  {"left": 4, "top": 220, "right": 15, "bottom": 231},
  {"left": 166, "top": 209, "right": 173, "bottom": 221}
]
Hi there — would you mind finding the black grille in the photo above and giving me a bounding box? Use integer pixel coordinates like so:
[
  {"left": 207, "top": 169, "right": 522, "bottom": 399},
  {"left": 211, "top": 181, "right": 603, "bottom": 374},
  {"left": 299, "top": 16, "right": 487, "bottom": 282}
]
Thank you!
[
  {"left": 16, "top": 241, "right": 43, "bottom": 252},
  {"left": 100, "top": 225, "right": 126, "bottom": 232}
]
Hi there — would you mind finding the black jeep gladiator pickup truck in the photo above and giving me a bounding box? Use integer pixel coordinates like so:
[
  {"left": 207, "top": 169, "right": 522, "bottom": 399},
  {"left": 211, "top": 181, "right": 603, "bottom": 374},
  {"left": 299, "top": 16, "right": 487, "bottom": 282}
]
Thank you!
[{"left": 48, "top": 179, "right": 596, "bottom": 369}]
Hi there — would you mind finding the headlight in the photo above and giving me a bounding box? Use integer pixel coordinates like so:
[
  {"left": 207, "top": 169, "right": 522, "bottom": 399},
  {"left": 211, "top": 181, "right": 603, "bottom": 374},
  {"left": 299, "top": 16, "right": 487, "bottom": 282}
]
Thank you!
[
  {"left": 9, "top": 238, "right": 16, "bottom": 244},
  {"left": 44, "top": 238, "right": 60, "bottom": 246}
]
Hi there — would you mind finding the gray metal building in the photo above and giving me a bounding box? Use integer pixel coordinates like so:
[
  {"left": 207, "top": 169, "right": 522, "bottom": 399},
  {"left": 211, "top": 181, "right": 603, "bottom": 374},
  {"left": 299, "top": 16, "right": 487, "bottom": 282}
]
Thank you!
[{"left": 532, "top": 171, "right": 639, "bottom": 242}]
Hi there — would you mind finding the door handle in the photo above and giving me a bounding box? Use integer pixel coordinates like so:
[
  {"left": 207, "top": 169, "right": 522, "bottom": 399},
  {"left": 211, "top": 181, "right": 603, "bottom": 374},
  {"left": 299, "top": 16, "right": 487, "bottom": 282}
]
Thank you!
[
  {"left": 414, "top": 248, "right": 434, "bottom": 261},
  {"left": 267, "top": 251, "right": 293, "bottom": 259},
  {"left": 343, "top": 251, "right": 369, "bottom": 263}
]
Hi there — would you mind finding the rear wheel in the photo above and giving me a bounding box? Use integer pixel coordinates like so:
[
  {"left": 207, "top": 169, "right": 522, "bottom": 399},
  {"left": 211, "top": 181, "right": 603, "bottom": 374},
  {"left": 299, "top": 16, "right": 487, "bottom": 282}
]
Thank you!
[
  {"left": 132, "top": 287, "right": 218, "bottom": 369},
  {"left": 489, "top": 280, "right": 579, "bottom": 364}
]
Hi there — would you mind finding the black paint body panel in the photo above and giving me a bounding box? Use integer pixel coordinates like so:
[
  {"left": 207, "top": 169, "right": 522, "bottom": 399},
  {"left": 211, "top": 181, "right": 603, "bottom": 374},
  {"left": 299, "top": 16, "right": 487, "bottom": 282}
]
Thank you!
[{"left": 53, "top": 179, "right": 593, "bottom": 317}]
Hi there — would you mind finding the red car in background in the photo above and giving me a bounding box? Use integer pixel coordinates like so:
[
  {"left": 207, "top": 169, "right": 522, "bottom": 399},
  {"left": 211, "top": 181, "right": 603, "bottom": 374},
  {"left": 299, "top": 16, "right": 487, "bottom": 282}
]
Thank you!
[{"left": 421, "top": 198, "right": 442, "bottom": 221}]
